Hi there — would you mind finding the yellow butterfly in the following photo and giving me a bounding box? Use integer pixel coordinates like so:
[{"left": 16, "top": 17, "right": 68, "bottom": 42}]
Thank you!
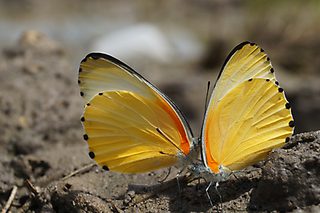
[
  {"left": 78, "top": 53, "right": 196, "bottom": 173},
  {"left": 78, "top": 41, "right": 294, "bottom": 181}
]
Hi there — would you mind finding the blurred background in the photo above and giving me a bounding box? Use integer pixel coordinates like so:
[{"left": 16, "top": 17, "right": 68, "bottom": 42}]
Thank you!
[{"left": 1, "top": 0, "right": 319, "bottom": 135}]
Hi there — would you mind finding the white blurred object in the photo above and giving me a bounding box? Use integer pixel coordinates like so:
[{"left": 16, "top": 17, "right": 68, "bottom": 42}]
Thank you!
[{"left": 90, "top": 24, "right": 204, "bottom": 64}]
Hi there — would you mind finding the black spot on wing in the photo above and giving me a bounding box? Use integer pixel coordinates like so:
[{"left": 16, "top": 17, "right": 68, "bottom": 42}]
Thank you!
[
  {"left": 266, "top": 79, "right": 270, "bottom": 82},
  {"left": 88, "top": 151, "right": 95, "bottom": 159},
  {"left": 98, "top": 92, "right": 103, "bottom": 96},
  {"left": 270, "top": 68, "right": 274, "bottom": 73},
  {"left": 248, "top": 78, "right": 253, "bottom": 82},
  {"left": 80, "top": 92, "right": 84, "bottom": 96},
  {"left": 278, "top": 88, "right": 284, "bottom": 93},
  {"left": 285, "top": 103, "right": 291, "bottom": 109},
  {"left": 80, "top": 117, "right": 85, "bottom": 122},
  {"left": 289, "top": 120, "right": 295, "bottom": 128},
  {"left": 83, "top": 134, "right": 89, "bottom": 140},
  {"left": 275, "top": 81, "right": 279, "bottom": 85},
  {"left": 285, "top": 137, "right": 290, "bottom": 143},
  {"left": 102, "top": 165, "right": 109, "bottom": 171}
]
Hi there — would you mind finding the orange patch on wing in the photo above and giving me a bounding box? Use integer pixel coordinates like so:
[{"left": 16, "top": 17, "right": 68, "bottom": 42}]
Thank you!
[
  {"left": 204, "top": 114, "right": 219, "bottom": 174},
  {"left": 156, "top": 96, "right": 190, "bottom": 155}
]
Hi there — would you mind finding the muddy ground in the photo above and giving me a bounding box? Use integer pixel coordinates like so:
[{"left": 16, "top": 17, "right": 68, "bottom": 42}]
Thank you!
[{"left": 0, "top": 31, "right": 320, "bottom": 212}]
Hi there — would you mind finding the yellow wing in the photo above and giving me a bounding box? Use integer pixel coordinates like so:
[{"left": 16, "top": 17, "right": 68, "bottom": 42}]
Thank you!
[
  {"left": 202, "top": 42, "right": 294, "bottom": 174},
  {"left": 209, "top": 41, "right": 276, "bottom": 109},
  {"left": 79, "top": 53, "right": 156, "bottom": 103},
  {"left": 203, "top": 79, "right": 294, "bottom": 173},
  {"left": 78, "top": 53, "right": 193, "bottom": 173}
]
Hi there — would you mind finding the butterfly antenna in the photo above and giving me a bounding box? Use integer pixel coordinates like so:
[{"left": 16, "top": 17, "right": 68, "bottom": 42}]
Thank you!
[
  {"left": 205, "top": 81, "right": 211, "bottom": 110},
  {"left": 200, "top": 81, "right": 211, "bottom": 132}
]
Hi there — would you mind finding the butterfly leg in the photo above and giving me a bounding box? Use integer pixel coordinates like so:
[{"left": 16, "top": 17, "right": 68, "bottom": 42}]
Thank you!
[
  {"left": 205, "top": 181, "right": 214, "bottom": 207},
  {"left": 158, "top": 167, "right": 172, "bottom": 183},
  {"left": 176, "top": 172, "right": 182, "bottom": 193},
  {"left": 197, "top": 177, "right": 201, "bottom": 190},
  {"left": 231, "top": 172, "right": 239, "bottom": 181},
  {"left": 215, "top": 182, "right": 223, "bottom": 211}
]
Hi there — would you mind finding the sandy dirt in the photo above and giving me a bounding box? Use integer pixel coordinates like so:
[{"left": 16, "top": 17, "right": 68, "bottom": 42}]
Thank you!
[{"left": 0, "top": 31, "right": 319, "bottom": 213}]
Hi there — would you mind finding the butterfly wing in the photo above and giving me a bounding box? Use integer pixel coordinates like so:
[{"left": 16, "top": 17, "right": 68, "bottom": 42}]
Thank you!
[
  {"left": 79, "top": 53, "right": 193, "bottom": 173},
  {"left": 210, "top": 41, "right": 276, "bottom": 109},
  {"left": 202, "top": 42, "right": 294, "bottom": 174},
  {"left": 79, "top": 53, "right": 156, "bottom": 103}
]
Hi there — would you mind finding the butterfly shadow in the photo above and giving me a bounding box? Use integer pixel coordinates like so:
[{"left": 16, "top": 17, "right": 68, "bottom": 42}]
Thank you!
[{"left": 122, "top": 170, "right": 261, "bottom": 212}]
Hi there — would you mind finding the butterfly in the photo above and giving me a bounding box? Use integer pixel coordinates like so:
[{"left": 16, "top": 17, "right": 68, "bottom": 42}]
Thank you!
[
  {"left": 78, "top": 53, "right": 196, "bottom": 173},
  {"left": 78, "top": 41, "right": 294, "bottom": 182}
]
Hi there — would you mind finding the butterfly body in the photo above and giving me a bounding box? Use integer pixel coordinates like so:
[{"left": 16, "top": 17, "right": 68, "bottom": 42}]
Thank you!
[{"left": 189, "top": 162, "right": 232, "bottom": 183}]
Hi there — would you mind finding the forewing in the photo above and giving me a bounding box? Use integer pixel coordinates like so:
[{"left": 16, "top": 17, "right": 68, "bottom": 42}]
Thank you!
[
  {"left": 209, "top": 41, "right": 276, "bottom": 109},
  {"left": 203, "top": 79, "right": 294, "bottom": 173},
  {"left": 79, "top": 53, "right": 192, "bottom": 140},
  {"left": 79, "top": 53, "right": 155, "bottom": 103}
]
